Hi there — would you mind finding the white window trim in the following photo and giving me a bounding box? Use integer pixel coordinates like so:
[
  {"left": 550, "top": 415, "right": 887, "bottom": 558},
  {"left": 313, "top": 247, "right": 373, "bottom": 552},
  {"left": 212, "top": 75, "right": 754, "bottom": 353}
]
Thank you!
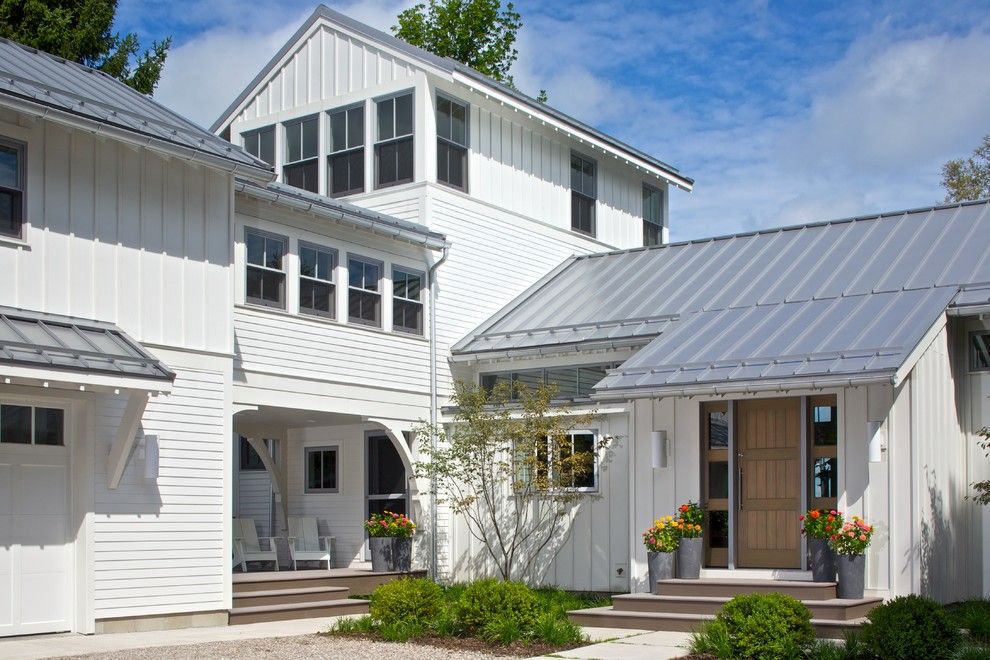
[
  {"left": 0, "top": 135, "right": 26, "bottom": 241},
  {"left": 298, "top": 240, "right": 338, "bottom": 319},
  {"left": 304, "top": 445, "right": 340, "bottom": 494},
  {"left": 391, "top": 265, "right": 425, "bottom": 336},
  {"left": 347, "top": 253, "right": 384, "bottom": 328},
  {"left": 244, "top": 227, "right": 288, "bottom": 310}
]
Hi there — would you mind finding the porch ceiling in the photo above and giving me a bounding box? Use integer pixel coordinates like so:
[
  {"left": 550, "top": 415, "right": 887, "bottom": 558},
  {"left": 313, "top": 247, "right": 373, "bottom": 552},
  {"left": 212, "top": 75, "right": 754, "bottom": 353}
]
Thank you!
[{"left": 233, "top": 405, "right": 364, "bottom": 433}]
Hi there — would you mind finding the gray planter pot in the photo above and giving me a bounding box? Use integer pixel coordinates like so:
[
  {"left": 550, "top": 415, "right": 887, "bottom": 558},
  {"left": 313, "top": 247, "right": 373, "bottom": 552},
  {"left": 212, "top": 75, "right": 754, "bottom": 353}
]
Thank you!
[
  {"left": 676, "top": 537, "right": 703, "bottom": 579},
  {"left": 808, "top": 538, "right": 837, "bottom": 582},
  {"left": 836, "top": 553, "right": 866, "bottom": 599},
  {"left": 369, "top": 536, "right": 413, "bottom": 572},
  {"left": 647, "top": 551, "right": 675, "bottom": 594}
]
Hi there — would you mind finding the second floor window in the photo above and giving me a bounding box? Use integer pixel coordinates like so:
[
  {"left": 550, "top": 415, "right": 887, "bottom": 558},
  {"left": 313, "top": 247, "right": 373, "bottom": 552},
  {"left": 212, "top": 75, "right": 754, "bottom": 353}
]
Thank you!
[
  {"left": 571, "top": 152, "right": 596, "bottom": 236},
  {"left": 242, "top": 125, "right": 275, "bottom": 166},
  {"left": 643, "top": 184, "right": 664, "bottom": 246},
  {"left": 328, "top": 105, "right": 364, "bottom": 197},
  {"left": 284, "top": 115, "right": 319, "bottom": 193},
  {"left": 392, "top": 267, "right": 424, "bottom": 334},
  {"left": 245, "top": 229, "right": 286, "bottom": 308},
  {"left": 299, "top": 242, "right": 337, "bottom": 318},
  {"left": 348, "top": 256, "right": 382, "bottom": 326},
  {"left": 0, "top": 138, "right": 25, "bottom": 239},
  {"left": 973, "top": 332, "right": 990, "bottom": 371},
  {"left": 376, "top": 93, "right": 414, "bottom": 188},
  {"left": 436, "top": 95, "right": 467, "bottom": 190}
]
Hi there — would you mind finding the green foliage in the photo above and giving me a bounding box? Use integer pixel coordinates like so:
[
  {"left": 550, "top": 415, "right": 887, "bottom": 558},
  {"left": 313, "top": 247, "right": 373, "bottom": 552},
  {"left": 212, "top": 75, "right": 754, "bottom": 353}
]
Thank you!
[
  {"left": 530, "top": 611, "right": 585, "bottom": 646},
  {"left": 479, "top": 613, "right": 527, "bottom": 644},
  {"left": 327, "top": 614, "right": 375, "bottom": 634},
  {"left": 676, "top": 501, "right": 704, "bottom": 538},
  {"left": 971, "top": 425, "right": 990, "bottom": 505},
  {"left": 0, "top": 0, "right": 170, "bottom": 94},
  {"left": 369, "top": 578, "right": 443, "bottom": 624},
  {"left": 859, "top": 595, "right": 961, "bottom": 660},
  {"left": 531, "top": 586, "right": 611, "bottom": 616},
  {"left": 949, "top": 599, "right": 990, "bottom": 643},
  {"left": 956, "top": 646, "right": 990, "bottom": 660},
  {"left": 364, "top": 511, "right": 416, "bottom": 538},
  {"left": 806, "top": 639, "right": 848, "bottom": 660},
  {"left": 942, "top": 135, "right": 990, "bottom": 203},
  {"left": 691, "top": 593, "right": 814, "bottom": 659},
  {"left": 378, "top": 619, "right": 426, "bottom": 642},
  {"left": 393, "top": 0, "right": 521, "bottom": 85},
  {"left": 454, "top": 578, "right": 539, "bottom": 632}
]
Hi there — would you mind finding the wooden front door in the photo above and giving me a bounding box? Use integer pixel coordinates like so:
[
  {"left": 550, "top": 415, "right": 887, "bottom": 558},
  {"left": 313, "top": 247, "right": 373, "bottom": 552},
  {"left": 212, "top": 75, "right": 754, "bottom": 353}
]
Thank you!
[{"left": 735, "top": 398, "right": 802, "bottom": 568}]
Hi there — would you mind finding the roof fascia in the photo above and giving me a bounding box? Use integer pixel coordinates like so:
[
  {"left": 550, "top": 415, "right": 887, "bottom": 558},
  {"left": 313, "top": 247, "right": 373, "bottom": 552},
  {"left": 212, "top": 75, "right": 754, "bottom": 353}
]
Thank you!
[
  {"left": 591, "top": 372, "right": 896, "bottom": 401},
  {"left": 892, "top": 312, "right": 948, "bottom": 387},
  {"left": 0, "top": 363, "right": 174, "bottom": 394}
]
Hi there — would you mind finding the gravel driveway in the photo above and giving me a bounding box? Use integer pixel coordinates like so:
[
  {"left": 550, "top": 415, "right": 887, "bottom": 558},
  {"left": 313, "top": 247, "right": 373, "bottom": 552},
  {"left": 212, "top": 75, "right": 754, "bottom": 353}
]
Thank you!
[{"left": 63, "top": 634, "right": 519, "bottom": 659}]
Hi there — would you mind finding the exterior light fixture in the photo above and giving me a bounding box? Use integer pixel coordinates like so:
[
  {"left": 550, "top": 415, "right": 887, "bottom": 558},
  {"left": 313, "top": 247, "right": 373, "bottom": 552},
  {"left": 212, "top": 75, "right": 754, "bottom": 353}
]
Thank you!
[
  {"left": 867, "top": 421, "right": 885, "bottom": 463},
  {"left": 651, "top": 430, "right": 668, "bottom": 469}
]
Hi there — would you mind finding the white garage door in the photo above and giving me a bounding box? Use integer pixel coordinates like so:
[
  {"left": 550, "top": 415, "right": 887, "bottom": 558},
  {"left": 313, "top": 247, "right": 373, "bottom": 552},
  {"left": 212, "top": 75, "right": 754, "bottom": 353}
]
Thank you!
[{"left": 0, "top": 404, "right": 71, "bottom": 637}]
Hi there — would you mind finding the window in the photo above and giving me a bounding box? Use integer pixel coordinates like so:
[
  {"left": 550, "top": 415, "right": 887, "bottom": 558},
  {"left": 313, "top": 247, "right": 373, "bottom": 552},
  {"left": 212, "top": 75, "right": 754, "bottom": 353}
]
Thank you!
[
  {"left": 245, "top": 228, "right": 286, "bottom": 308},
  {"left": 328, "top": 105, "right": 364, "bottom": 197},
  {"left": 436, "top": 95, "right": 468, "bottom": 190},
  {"left": 299, "top": 242, "right": 337, "bottom": 318},
  {"left": 305, "top": 446, "right": 339, "bottom": 493},
  {"left": 701, "top": 401, "right": 729, "bottom": 566},
  {"left": 367, "top": 434, "right": 408, "bottom": 518},
  {"left": 643, "top": 184, "right": 664, "bottom": 246},
  {"left": 0, "top": 405, "right": 64, "bottom": 446},
  {"left": 527, "top": 432, "right": 598, "bottom": 491},
  {"left": 808, "top": 395, "right": 839, "bottom": 510},
  {"left": 242, "top": 125, "right": 275, "bottom": 166},
  {"left": 570, "top": 152, "right": 596, "bottom": 236},
  {"left": 239, "top": 437, "right": 266, "bottom": 471},
  {"left": 392, "top": 267, "right": 424, "bottom": 335},
  {"left": 375, "top": 93, "right": 414, "bottom": 188},
  {"left": 283, "top": 115, "right": 319, "bottom": 193},
  {"left": 972, "top": 332, "right": 990, "bottom": 371},
  {"left": 480, "top": 364, "right": 618, "bottom": 400},
  {"left": 0, "top": 138, "right": 25, "bottom": 239},
  {"left": 348, "top": 256, "right": 382, "bottom": 326}
]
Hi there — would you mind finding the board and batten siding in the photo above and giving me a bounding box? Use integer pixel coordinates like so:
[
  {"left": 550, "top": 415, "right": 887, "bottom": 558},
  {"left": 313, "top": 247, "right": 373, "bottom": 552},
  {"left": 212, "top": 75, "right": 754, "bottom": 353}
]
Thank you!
[{"left": 0, "top": 110, "right": 234, "bottom": 355}]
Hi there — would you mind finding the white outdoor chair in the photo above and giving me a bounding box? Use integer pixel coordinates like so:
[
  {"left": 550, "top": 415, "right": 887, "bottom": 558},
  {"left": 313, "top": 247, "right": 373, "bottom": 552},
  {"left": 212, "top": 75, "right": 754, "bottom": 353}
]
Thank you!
[
  {"left": 288, "top": 516, "right": 335, "bottom": 570},
  {"left": 233, "top": 518, "right": 279, "bottom": 572}
]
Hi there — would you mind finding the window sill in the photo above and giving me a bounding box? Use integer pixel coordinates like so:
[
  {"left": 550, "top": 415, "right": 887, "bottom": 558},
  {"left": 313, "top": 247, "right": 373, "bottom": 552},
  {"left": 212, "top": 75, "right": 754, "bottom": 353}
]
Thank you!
[
  {"left": 0, "top": 234, "right": 30, "bottom": 249},
  {"left": 235, "top": 303, "right": 429, "bottom": 343}
]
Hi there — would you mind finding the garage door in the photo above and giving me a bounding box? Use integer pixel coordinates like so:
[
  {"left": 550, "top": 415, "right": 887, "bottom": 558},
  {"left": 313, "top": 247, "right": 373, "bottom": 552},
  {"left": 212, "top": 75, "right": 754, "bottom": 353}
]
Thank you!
[{"left": 0, "top": 404, "right": 71, "bottom": 637}]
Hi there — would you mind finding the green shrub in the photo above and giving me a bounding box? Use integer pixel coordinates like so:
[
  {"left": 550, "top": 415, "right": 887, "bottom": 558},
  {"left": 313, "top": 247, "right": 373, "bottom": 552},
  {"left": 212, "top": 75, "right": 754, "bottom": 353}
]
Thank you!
[
  {"left": 378, "top": 619, "right": 426, "bottom": 642},
  {"left": 859, "top": 595, "right": 961, "bottom": 660},
  {"left": 454, "top": 578, "right": 540, "bottom": 632},
  {"left": 479, "top": 614, "right": 528, "bottom": 645},
  {"left": 369, "top": 578, "right": 443, "bottom": 625},
  {"left": 691, "top": 592, "right": 814, "bottom": 659},
  {"left": 531, "top": 612, "right": 586, "bottom": 646},
  {"left": 806, "top": 639, "right": 849, "bottom": 660},
  {"left": 327, "top": 615, "right": 375, "bottom": 635},
  {"left": 949, "top": 600, "right": 990, "bottom": 643},
  {"left": 956, "top": 646, "right": 990, "bottom": 660}
]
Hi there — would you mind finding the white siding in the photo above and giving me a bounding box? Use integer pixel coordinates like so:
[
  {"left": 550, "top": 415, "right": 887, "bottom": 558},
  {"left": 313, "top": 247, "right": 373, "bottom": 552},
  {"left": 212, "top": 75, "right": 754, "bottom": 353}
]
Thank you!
[{"left": 235, "top": 469, "right": 273, "bottom": 538}]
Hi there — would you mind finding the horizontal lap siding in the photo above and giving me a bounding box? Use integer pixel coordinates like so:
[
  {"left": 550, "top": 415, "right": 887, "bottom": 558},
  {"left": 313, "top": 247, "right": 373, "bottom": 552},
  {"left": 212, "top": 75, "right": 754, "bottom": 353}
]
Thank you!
[
  {"left": 93, "top": 367, "right": 228, "bottom": 618},
  {"left": 235, "top": 471, "right": 273, "bottom": 538}
]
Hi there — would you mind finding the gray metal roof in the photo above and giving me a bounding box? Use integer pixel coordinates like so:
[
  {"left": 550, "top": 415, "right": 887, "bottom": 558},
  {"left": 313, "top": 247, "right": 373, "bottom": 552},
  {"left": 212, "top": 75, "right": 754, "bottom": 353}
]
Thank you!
[
  {"left": 453, "top": 199, "right": 990, "bottom": 394},
  {"left": 0, "top": 38, "right": 271, "bottom": 176},
  {"left": 235, "top": 179, "right": 448, "bottom": 250},
  {"left": 211, "top": 5, "right": 692, "bottom": 189},
  {"left": 0, "top": 306, "right": 174, "bottom": 382}
]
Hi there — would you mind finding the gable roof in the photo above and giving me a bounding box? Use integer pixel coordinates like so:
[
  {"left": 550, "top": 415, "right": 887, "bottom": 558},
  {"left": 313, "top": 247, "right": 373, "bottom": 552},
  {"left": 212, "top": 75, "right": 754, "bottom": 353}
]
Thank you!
[
  {"left": 452, "top": 199, "right": 990, "bottom": 396},
  {"left": 0, "top": 37, "right": 272, "bottom": 179},
  {"left": 211, "top": 4, "right": 692, "bottom": 190}
]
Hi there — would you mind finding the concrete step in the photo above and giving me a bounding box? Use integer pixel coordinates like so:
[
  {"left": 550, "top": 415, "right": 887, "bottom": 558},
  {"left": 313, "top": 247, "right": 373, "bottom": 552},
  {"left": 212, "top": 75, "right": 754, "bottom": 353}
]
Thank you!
[
  {"left": 232, "top": 569, "right": 427, "bottom": 595},
  {"left": 612, "top": 593, "right": 881, "bottom": 621},
  {"left": 228, "top": 598, "right": 369, "bottom": 625},
  {"left": 657, "top": 578, "right": 837, "bottom": 600},
  {"left": 567, "top": 606, "right": 866, "bottom": 639},
  {"left": 232, "top": 585, "right": 350, "bottom": 608}
]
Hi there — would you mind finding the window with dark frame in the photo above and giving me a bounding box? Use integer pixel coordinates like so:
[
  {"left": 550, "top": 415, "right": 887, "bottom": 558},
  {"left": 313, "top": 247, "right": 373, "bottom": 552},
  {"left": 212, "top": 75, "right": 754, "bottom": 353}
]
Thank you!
[
  {"left": 479, "top": 364, "right": 618, "bottom": 400},
  {"left": 392, "top": 267, "right": 424, "bottom": 334},
  {"left": 328, "top": 105, "right": 364, "bottom": 197},
  {"left": 242, "top": 125, "right": 275, "bottom": 166},
  {"left": 348, "top": 255, "right": 382, "bottom": 326},
  {"left": 0, "top": 139, "right": 25, "bottom": 239},
  {"left": 527, "top": 432, "right": 598, "bottom": 491},
  {"left": 0, "top": 404, "right": 64, "bottom": 446},
  {"left": 643, "top": 184, "right": 664, "bottom": 246},
  {"left": 299, "top": 243, "right": 337, "bottom": 318},
  {"left": 245, "top": 229, "right": 287, "bottom": 308},
  {"left": 305, "top": 446, "right": 339, "bottom": 493},
  {"left": 239, "top": 437, "right": 266, "bottom": 471},
  {"left": 375, "top": 93, "right": 414, "bottom": 189},
  {"left": 436, "top": 95, "right": 468, "bottom": 190},
  {"left": 972, "top": 332, "right": 990, "bottom": 371},
  {"left": 570, "top": 152, "right": 596, "bottom": 236},
  {"left": 283, "top": 115, "right": 319, "bottom": 193},
  {"left": 701, "top": 401, "right": 729, "bottom": 567},
  {"left": 809, "top": 395, "right": 839, "bottom": 509}
]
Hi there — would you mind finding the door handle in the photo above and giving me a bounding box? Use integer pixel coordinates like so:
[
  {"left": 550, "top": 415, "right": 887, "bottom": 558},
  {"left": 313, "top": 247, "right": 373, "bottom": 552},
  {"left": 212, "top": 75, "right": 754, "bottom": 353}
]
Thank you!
[{"left": 737, "top": 453, "right": 744, "bottom": 511}]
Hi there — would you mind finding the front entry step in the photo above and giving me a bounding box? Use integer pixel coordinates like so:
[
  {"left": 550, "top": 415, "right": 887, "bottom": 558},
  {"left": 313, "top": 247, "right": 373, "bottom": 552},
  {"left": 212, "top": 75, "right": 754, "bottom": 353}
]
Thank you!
[
  {"left": 658, "top": 578, "right": 838, "bottom": 600},
  {"left": 612, "top": 593, "right": 882, "bottom": 621},
  {"left": 233, "top": 585, "right": 350, "bottom": 608}
]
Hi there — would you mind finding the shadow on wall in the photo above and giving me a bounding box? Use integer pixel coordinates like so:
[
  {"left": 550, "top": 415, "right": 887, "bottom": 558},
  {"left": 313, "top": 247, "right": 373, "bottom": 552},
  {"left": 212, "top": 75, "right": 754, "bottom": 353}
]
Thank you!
[{"left": 919, "top": 474, "right": 978, "bottom": 602}]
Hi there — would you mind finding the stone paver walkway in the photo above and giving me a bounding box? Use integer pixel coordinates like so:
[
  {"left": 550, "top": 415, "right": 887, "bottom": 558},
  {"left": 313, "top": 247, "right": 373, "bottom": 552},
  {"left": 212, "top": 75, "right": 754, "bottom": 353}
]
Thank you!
[{"left": 530, "top": 629, "right": 692, "bottom": 660}]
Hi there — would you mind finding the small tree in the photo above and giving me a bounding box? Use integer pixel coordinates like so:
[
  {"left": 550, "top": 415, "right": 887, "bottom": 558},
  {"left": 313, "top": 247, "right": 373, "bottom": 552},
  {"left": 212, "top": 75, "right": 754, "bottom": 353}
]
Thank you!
[
  {"left": 416, "top": 380, "right": 612, "bottom": 581},
  {"left": 940, "top": 135, "right": 990, "bottom": 203}
]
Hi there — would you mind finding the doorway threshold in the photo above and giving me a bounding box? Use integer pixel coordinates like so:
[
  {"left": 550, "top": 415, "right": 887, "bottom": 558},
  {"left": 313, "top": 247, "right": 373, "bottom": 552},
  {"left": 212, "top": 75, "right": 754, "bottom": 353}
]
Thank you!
[{"left": 700, "top": 568, "right": 812, "bottom": 581}]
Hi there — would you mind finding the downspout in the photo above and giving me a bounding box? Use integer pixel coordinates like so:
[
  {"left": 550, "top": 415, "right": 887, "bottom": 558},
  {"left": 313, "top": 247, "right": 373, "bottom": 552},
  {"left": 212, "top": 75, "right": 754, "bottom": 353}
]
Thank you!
[{"left": 427, "top": 244, "right": 450, "bottom": 580}]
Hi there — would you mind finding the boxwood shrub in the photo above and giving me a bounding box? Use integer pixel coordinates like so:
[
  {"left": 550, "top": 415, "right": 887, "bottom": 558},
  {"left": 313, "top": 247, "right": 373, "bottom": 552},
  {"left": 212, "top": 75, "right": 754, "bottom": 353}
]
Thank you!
[
  {"left": 369, "top": 577, "right": 443, "bottom": 624},
  {"left": 691, "top": 592, "right": 814, "bottom": 659},
  {"left": 859, "top": 595, "right": 960, "bottom": 659},
  {"left": 454, "top": 578, "right": 539, "bottom": 633}
]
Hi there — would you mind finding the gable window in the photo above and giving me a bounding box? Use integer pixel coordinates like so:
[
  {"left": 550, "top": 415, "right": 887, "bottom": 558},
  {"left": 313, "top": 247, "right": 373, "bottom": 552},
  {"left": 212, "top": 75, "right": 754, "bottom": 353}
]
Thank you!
[
  {"left": 299, "top": 242, "right": 337, "bottom": 318},
  {"left": 570, "top": 152, "right": 596, "bottom": 236},
  {"left": 0, "top": 405, "right": 64, "bottom": 446},
  {"left": 283, "top": 115, "right": 319, "bottom": 193},
  {"left": 972, "top": 332, "right": 990, "bottom": 371},
  {"left": 436, "top": 95, "right": 468, "bottom": 190},
  {"left": 643, "top": 184, "right": 664, "bottom": 247},
  {"left": 239, "top": 437, "right": 266, "bottom": 471},
  {"left": 392, "top": 267, "right": 424, "bottom": 334},
  {"left": 328, "top": 105, "right": 364, "bottom": 197},
  {"left": 305, "top": 446, "right": 339, "bottom": 493},
  {"left": 0, "top": 138, "right": 25, "bottom": 239},
  {"left": 242, "top": 125, "right": 275, "bottom": 166},
  {"left": 245, "top": 228, "right": 286, "bottom": 308},
  {"left": 375, "top": 92, "right": 414, "bottom": 189},
  {"left": 348, "top": 255, "right": 382, "bottom": 327}
]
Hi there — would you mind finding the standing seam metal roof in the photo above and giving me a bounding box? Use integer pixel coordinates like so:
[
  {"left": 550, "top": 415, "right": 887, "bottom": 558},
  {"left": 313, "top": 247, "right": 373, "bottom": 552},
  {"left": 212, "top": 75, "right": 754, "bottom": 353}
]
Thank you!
[{"left": 452, "top": 199, "right": 990, "bottom": 394}]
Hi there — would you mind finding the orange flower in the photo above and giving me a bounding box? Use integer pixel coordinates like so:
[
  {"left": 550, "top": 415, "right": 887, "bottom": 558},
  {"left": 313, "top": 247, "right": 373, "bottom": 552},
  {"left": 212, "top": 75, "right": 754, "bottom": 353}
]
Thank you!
[
  {"left": 679, "top": 504, "right": 689, "bottom": 513},
  {"left": 811, "top": 510, "right": 820, "bottom": 519},
  {"left": 827, "top": 515, "right": 835, "bottom": 522}
]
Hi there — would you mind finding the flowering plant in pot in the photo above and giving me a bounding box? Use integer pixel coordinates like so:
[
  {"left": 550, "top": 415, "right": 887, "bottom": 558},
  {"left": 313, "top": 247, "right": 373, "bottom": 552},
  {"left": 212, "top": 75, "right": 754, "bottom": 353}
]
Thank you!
[
  {"left": 674, "top": 502, "right": 704, "bottom": 579},
  {"left": 828, "top": 516, "right": 874, "bottom": 598},
  {"left": 643, "top": 516, "right": 679, "bottom": 593},
  {"left": 365, "top": 512, "right": 415, "bottom": 572},
  {"left": 800, "top": 508, "right": 843, "bottom": 582}
]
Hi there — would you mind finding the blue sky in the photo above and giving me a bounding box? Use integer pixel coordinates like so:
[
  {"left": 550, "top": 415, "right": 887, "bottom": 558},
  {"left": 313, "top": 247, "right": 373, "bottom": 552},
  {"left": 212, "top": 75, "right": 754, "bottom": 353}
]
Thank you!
[{"left": 118, "top": 0, "right": 990, "bottom": 241}]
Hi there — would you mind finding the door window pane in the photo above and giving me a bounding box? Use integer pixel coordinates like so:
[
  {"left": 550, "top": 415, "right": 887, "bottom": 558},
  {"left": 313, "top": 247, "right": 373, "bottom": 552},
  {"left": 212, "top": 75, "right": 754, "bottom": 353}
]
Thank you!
[
  {"left": 813, "top": 457, "right": 838, "bottom": 498},
  {"left": 708, "top": 411, "right": 728, "bottom": 448},
  {"left": 812, "top": 405, "right": 838, "bottom": 446},
  {"left": 708, "top": 510, "right": 729, "bottom": 549},
  {"left": 34, "top": 408, "right": 64, "bottom": 446},
  {"left": 0, "top": 405, "right": 31, "bottom": 444},
  {"left": 708, "top": 461, "right": 729, "bottom": 499}
]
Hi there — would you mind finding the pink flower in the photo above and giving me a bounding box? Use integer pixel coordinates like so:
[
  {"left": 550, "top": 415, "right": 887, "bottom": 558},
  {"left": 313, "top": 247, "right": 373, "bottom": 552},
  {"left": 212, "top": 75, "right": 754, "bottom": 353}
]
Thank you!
[{"left": 859, "top": 534, "right": 867, "bottom": 542}]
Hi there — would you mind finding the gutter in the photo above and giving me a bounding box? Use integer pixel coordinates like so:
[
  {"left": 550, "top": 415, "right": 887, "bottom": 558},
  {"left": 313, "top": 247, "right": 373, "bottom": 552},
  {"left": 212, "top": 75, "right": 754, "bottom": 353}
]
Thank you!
[
  {"left": 426, "top": 244, "right": 450, "bottom": 580},
  {"left": 591, "top": 373, "right": 897, "bottom": 401}
]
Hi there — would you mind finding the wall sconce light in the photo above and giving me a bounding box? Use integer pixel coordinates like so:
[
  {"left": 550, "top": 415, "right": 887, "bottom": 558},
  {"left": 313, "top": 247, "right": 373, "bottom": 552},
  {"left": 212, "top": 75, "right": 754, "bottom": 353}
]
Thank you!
[
  {"left": 651, "top": 430, "right": 668, "bottom": 469},
  {"left": 144, "top": 435, "right": 159, "bottom": 480},
  {"left": 867, "top": 421, "right": 885, "bottom": 463}
]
